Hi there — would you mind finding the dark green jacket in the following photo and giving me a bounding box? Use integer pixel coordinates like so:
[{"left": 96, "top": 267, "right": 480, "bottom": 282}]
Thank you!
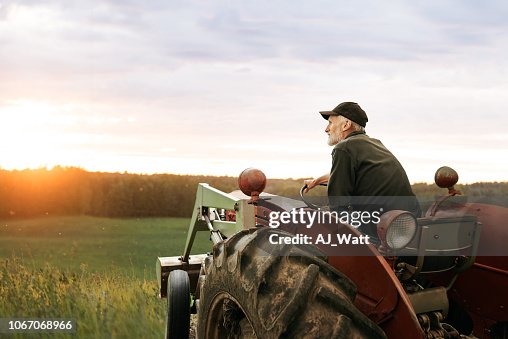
[{"left": 328, "top": 131, "right": 421, "bottom": 234}]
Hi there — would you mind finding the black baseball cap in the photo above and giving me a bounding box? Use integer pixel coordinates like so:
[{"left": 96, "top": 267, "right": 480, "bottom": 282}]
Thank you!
[{"left": 319, "top": 102, "right": 368, "bottom": 127}]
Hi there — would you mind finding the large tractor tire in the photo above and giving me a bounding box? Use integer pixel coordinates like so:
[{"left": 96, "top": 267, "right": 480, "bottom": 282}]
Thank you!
[{"left": 197, "top": 228, "right": 386, "bottom": 339}]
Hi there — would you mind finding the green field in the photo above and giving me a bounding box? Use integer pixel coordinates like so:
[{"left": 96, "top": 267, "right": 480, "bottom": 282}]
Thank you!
[
  {"left": 0, "top": 215, "right": 213, "bottom": 278},
  {"left": 0, "top": 216, "right": 212, "bottom": 338}
]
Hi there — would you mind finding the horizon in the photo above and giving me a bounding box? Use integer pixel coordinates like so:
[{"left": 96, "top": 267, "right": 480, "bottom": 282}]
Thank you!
[
  {"left": 1, "top": 1, "right": 507, "bottom": 184},
  {"left": 2, "top": 164, "right": 507, "bottom": 185}
]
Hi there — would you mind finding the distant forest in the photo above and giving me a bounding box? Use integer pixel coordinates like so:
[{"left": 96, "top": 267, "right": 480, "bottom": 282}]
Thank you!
[{"left": 1, "top": 167, "right": 507, "bottom": 218}]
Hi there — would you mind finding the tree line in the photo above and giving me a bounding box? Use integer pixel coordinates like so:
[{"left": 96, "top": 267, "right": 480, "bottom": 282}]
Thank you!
[{"left": 0, "top": 167, "right": 507, "bottom": 218}]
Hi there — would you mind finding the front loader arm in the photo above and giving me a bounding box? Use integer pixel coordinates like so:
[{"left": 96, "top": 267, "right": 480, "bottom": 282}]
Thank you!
[
  {"left": 157, "top": 183, "right": 255, "bottom": 298},
  {"left": 182, "top": 183, "right": 256, "bottom": 261}
]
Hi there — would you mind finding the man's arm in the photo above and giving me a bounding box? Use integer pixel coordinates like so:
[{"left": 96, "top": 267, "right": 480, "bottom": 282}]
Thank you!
[{"left": 303, "top": 173, "right": 330, "bottom": 193}]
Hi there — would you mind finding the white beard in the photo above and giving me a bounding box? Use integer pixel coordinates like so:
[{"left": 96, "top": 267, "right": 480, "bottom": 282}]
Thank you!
[{"left": 327, "top": 134, "right": 340, "bottom": 146}]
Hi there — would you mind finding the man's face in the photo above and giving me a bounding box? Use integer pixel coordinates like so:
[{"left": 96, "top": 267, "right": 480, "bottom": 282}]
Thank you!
[{"left": 325, "top": 115, "right": 346, "bottom": 146}]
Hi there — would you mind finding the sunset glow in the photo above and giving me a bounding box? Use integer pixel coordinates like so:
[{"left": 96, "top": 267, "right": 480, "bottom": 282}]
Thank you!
[
  {"left": 1, "top": 1, "right": 508, "bottom": 183},
  {"left": 1, "top": 100, "right": 68, "bottom": 169}
]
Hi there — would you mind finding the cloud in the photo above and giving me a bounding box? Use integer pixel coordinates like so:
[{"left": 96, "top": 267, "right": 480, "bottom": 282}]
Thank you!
[
  {"left": 413, "top": 0, "right": 508, "bottom": 27},
  {"left": 0, "top": 0, "right": 507, "bottom": 181}
]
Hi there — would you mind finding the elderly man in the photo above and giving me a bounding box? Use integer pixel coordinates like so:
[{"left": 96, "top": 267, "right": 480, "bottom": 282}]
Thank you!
[{"left": 305, "top": 101, "right": 421, "bottom": 236}]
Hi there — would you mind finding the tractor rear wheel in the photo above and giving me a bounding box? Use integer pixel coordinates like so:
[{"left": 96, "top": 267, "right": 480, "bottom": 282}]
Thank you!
[
  {"left": 197, "top": 228, "right": 386, "bottom": 339},
  {"left": 166, "top": 269, "right": 190, "bottom": 339}
]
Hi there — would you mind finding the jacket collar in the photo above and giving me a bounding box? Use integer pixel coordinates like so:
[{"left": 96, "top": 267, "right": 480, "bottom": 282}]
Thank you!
[
  {"left": 332, "top": 130, "right": 367, "bottom": 152},
  {"left": 344, "top": 130, "right": 366, "bottom": 140}
]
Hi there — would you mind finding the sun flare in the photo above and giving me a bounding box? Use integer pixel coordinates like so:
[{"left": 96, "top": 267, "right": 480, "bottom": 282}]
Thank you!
[{"left": 0, "top": 99, "right": 78, "bottom": 170}]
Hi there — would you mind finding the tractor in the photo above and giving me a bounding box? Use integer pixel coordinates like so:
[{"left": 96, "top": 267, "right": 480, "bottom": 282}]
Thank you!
[{"left": 156, "top": 167, "right": 508, "bottom": 338}]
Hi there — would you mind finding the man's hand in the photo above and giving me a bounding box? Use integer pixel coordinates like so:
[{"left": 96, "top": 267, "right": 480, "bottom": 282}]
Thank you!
[{"left": 303, "top": 173, "right": 330, "bottom": 193}]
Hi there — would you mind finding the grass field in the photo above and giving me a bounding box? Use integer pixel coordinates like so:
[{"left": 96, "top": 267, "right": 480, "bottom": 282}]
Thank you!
[
  {"left": 0, "top": 215, "right": 212, "bottom": 338},
  {"left": 0, "top": 215, "right": 212, "bottom": 278}
]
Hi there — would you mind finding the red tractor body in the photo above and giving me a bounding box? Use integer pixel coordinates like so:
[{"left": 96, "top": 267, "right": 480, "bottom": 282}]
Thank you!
[{"left": 158, "top": 167, "right": 508, "bottom": 338}]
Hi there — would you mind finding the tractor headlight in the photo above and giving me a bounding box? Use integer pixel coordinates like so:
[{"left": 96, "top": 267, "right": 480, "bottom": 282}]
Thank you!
[{"left": 377, "top": 210, "right": 417, "bottom": 250}]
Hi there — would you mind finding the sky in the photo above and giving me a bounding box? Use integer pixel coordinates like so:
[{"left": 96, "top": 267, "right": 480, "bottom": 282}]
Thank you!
[{"left": 0, "top": 0, "right": 507, "bottom": 183}]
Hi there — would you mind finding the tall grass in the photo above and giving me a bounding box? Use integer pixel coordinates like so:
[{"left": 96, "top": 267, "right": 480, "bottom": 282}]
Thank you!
[{"left": 0, "top": 256, "right": 166, "bottom": 338}]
